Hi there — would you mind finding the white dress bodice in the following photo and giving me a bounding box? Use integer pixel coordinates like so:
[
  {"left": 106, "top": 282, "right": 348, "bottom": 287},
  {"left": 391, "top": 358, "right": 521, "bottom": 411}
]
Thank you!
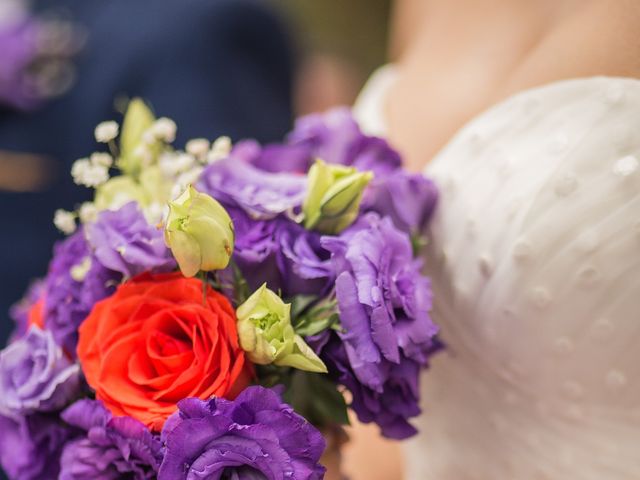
[{"left": 355, "top": 69, "right": 640, "bottom": 479}]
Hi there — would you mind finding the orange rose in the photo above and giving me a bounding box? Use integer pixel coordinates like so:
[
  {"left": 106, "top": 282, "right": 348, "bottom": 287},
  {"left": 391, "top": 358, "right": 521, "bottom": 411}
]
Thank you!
[
  {"left": 28, "top": 298, "right": 45, "bottom": 329},
  {"left": 77, "top": 272, "right": 251, "bottom": 431}
]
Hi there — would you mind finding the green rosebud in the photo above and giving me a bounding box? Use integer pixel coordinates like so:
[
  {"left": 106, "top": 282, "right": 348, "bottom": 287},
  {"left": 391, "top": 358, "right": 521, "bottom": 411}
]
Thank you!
[
  {"left": 236, "top": 284, "right": 327, "bottom": 373},
  {"left": 164, "top": 186, "right": 234, "bottom": 277},
  {"left": 117, "top": 98, "right": 160, "bottom": 177},
  {"left": 303, "top": 159, "right": 373, "bottom": 234}
]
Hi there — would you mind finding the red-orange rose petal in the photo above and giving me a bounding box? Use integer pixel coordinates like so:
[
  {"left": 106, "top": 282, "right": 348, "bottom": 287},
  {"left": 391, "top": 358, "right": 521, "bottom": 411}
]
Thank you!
[{"left": 77, "top": 272, "right": 251, "bottom": 431}]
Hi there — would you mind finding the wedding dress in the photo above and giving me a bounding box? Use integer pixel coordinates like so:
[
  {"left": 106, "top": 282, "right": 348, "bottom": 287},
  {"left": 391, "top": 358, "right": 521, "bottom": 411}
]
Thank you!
[{"left": 354, "top": 67, "right": 640, "bottom": 479}]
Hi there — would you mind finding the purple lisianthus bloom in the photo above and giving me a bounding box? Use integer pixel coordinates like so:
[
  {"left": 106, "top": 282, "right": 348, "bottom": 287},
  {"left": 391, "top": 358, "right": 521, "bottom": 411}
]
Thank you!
[
  {"left": 321, "top": 213, "right": 439, "bottom": 392},
  {"left": 60, "top": 399, "right": 163, "bottom": 480},
  {"left": 234, "top": 139, "right": 311, "bottom": 174},
  {"left": 287, "top": 107, "right": 402, "bottom": 175},
  {"left": 0, "top": 412, "right": 75, "bottom": 479},
  {"left": 159, "top": 386, "right": 326, "bottom": 480},
  {"left": 310, "top": 330, "right": 441, "bottom": 440},
  {"left": 86, "top": 202, "right": 175, "bottom": 278},
  {"left": 0, "top": 326, "right": 81, "bottom": 417},
  {"left": 226, "top": 208, "right": 332, "bottom": 297},
  {"left": 197, "top": 152, "right": 307, "bottom": 220},
  {"left": 363, "top": 171, "right": 438, "bottom": 234},
  {"left": 43, "top": 228, "right": 121, "bottom": 355}
]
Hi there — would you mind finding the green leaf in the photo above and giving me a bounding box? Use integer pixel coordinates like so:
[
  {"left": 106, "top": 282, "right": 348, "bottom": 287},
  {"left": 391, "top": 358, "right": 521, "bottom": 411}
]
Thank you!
[
  {"left": 292, "top": 296, "right": 340, "bottom": 337},
  {"left": 295, "top": 313, "right": 340, "bottom": 337},
  {"left": 283, "top": 370, "right": 350, "bottom": 427},
  {"left": 290, "top": 295, "right": 318, "bottom": 318}
]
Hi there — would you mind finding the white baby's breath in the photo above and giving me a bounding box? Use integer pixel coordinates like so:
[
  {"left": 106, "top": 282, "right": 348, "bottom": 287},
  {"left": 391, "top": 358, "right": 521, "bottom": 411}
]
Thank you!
[
  {"left": 186, "top": 138, "right": 210, "bottom": 159},
  {"left": 142, "top": 129, "right": 156, "bottom": 146},
  {"left": 151, "top": 117, "right": 177, "bottom": 143},
  {"left": 70, "top": 257, "right": 92, "bottom": 281},
  {"left": 171, "top": 167, "right": 203, "bottom": 200},
  {"left": 71, "top": 158, "right": 109, "bottom": 187},
  {"left": 144, "top": 202, "right": 168, "bottom": 225},
  {"left": 90, "top": 152, "right": 113, "bottom": 168},
  {"left": 53, "top": 209, "right": 76, "bottom": 234},
  {"left": 94, "top": 121, "right": 119, "bottom": 143},
  {"left": 207, "top": 136, "right": 232, "bottom": 164},
  {"left": 133, "top": 144, "right": 153, "bottom": 166},
  {"left": 159, "top": 152, "right": 196, "bottom": 177},
  {"left": 78, "top": 202, "right": 99, "bottom": 223}
]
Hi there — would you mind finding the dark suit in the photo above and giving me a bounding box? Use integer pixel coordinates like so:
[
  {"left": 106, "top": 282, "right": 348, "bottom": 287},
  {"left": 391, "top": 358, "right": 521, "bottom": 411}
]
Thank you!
[{"left": 0, "top": 0, "right": 293, "bottom": 390}]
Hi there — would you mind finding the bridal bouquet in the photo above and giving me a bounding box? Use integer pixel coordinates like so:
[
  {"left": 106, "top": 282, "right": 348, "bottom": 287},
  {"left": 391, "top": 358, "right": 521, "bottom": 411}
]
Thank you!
[{"left": 0, "top": 100, "right": 440, "bottom": 479}]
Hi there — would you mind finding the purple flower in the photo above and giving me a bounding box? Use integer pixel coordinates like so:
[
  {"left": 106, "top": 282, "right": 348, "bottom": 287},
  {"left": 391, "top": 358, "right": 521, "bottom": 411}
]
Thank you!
[
  {"left": 86, "top": 202, "right": 175, "bottom": 278},
  {"left": 159, "top": 386, "right": 326, "bottom": 480},
  {"left": 227, "top": 208, "right": 332, "bottom": 297},
  {"left": 0, "top": 326, "right": 81, "bottom": 417},
  {"left": 43, "top": 229, "right": 121, "bottom": 355},
  {"left": 363, "top": 171, "right": 438, "bottom": 234},
  {"left": 60, "top": 399, "right": 163, "bottom": 480},
  {"left": 0, "top": 412, "right": 75, "bottom": 479},
  {"left": 235, "top": 139, "right": 311, "bottom": 174},
  {"left": 315, "top": 214, "right": 439, "bottom": 437},
  {"left": 277, "top": 220, "right": 333, "bottom": 296},
  {"left": 287, "top": 107, "right": 402, "bottom": 175},
  {"left": 197, "top": 152, "right": 307, "bottom": 220},
  {"left": 310, "top": 330, "right": 438, "bottom": 440},
  {"left": 0, "top": 17, "right": 41, "bottom": 111}
]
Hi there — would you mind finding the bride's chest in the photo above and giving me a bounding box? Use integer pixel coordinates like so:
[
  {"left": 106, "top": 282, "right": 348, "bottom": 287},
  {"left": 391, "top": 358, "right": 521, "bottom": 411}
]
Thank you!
[{"left": 421, "top": 79, "right": 640, "bottom": 408}]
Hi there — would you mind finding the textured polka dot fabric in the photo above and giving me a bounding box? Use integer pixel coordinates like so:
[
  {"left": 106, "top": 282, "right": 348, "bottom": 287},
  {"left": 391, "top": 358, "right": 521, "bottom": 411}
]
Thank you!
[{"left": 356, "top": 73, "right": 640, "bottom": 479}]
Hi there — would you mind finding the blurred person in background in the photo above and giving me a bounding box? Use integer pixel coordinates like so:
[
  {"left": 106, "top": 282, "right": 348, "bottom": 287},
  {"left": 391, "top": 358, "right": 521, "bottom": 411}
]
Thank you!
[
  {"left": 274, "top": 0, "right": 391, "bottom": 115},
  {"left": 0, "top": 0, "right": 294, "bottom": 361}
]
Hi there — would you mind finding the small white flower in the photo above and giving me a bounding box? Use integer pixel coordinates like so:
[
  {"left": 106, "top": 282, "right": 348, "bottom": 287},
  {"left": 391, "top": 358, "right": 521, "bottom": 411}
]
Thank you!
[
  {"left": 90, "top": 152, "right": 113, "bottom": 168},
  {"left": 151, "top": 117, "right": 177, "bottom": 143},
  {"left": 207, "top": 136, "right": 232, "bottom": 164},
  {"left": 144, "top": 202, "right": 168, "bottom": 224},
  {"left": 133, "top": 144, "right": 154, "bottom": 166},
  {"left": 171, "top": 166, "right": 203, "bottom": 200},
  {"left": 94, "top": 121, "right": 119, "bottom": 143},
  {"left": 78, "top": 202, "right": 99, "bottom": 223},
  {"left": 186, "top": 138, "right": 210, "bottom": 159},
  {"left": 70, "top": 257, "right": 92, "bottom": 281},
  {"left": 53, "top": 209, "right": 76, "bottom": 234},
  {"left": 71, "top": 158, "right": 109, "bottom": 187},
  {"left": 159, "top": 152, "right": 195, "bottom": 177},
  {"left": 175, "top": 153, "right": 196, "bottom": 173},
  {"left": 142, "top": 129, "right": 156, "bottom": 146}
]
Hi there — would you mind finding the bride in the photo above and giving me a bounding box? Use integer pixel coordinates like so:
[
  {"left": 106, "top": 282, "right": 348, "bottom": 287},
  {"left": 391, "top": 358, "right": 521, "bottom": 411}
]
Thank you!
[{"left": 347, "top": 0, "right": 640, "bottom": 478}]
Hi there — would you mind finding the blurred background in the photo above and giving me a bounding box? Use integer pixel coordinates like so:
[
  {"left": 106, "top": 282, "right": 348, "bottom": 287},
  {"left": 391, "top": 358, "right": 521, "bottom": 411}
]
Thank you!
[{"left": 0, "top": 0, "right": 399, "bottom": 478}]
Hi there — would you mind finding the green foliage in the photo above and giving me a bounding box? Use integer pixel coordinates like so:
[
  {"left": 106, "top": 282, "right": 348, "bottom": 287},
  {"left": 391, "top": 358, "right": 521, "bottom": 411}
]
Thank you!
[
  {"left": 291, "top": 296, "right": 340, "bottom": 337},
  {"left": 284, "top": 370, "right": 350, "bottom": 427}
]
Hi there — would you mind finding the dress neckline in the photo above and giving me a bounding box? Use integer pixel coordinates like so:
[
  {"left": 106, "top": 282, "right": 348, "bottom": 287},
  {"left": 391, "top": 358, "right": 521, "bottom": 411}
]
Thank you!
[{"left": 354, "top": 65, "right": 640, "bottom": 169}]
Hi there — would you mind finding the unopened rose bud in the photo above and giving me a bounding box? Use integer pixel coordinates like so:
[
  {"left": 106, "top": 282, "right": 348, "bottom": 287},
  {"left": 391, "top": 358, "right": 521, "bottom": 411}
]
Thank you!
[
  {"left": 118, "top": 98, "right": 157, "bottom": 176},
  {"left": 164, "top": 185, "right": 234, "bottom": 277},
  {"left": 303, "top": 159, "right": 373, "bottom": 234},
  {"left": 236, "top": 284, "right": 327, "bottom": 373}
]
